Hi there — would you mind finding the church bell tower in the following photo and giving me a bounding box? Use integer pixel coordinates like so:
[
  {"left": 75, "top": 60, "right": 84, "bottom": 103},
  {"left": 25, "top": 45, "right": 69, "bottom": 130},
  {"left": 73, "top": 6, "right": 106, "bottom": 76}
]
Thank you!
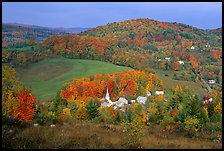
[{"left": 105, "top": 88, "right": 110, "bottom": 101}]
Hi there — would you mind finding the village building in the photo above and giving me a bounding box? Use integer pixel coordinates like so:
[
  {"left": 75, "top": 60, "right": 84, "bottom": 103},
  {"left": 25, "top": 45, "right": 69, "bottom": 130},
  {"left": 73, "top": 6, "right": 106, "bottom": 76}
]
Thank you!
[
  {"left": 164, "top": 57, "right": 171, "bottom": 61},
  {"left": 101, "top": 102, "right": 110, "bottom": 107},
  {"left": 178, "top": 60, "right": 184, "bottom": 65},
  {"left": 131, "top": 100, "right": 136, "bottom": 104},
  {"left": 208, "top": 80, "right": 216, "bottom": 84},
  {"left": 190, "top": 46, "right": 195, "bottom": 50},
  {"left": 155, "top": 90, "right": 164, "bottom": 95},
  {"left": 136, "top": 96, "right": 147, "bottom": 104},
  {"left": 101, "top": 88, "right": 115, "bottom": 107},
  {"left": 115, "top": 97, "right": 128, "bottom": 107}
]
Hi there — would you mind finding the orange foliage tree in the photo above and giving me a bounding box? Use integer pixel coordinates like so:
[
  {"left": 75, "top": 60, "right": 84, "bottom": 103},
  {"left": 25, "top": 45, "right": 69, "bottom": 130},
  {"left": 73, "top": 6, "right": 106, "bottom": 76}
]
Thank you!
[
  {"left": 14, "top": 90, "right": 36, "bottom": 123},
  {"left": 60, "top": 70, "right": 161, "bottom": 105}
]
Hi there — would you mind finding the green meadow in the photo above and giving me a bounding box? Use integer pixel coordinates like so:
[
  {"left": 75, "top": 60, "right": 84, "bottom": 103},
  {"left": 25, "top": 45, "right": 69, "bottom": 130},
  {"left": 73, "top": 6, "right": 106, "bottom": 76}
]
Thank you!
[{"left": 17, "top": 57, "right": 132, "bottom": 101}]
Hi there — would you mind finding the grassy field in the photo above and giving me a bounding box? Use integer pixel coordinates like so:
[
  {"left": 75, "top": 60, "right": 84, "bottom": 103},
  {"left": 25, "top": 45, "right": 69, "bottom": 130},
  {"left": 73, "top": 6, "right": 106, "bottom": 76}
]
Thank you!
[
  {"left": 16, "top": 57, "right": 132, "bottom": 101},
  {"left": 2, "top": 121, "right": 222, "bottom": 149},
  {"left": 152, "top": 69, "right": 207, "bottom": 98}
]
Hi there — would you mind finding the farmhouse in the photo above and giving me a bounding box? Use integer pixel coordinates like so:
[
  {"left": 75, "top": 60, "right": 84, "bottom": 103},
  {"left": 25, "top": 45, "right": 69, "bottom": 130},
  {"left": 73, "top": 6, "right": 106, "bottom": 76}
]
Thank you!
[
  {"left": 136, "top": 96, "right": 147, "bottom": 104},
  {"left": 165, "top": 57, "right": 171, "bottom": 61},
  {"left": 115, "top": 97, "right": 128, "bottom": 107},
  {"left": 191, "top": 46, "right": 195, "bottom": 50},
  {"left": 208, "top": 80, "right": 216, "bottom": 84},
  {"left": 178, "top": 60, "right": 184, "bottom": 65},
  {"left": 155, "top": 90, "right": 164, "bottom": 95}
]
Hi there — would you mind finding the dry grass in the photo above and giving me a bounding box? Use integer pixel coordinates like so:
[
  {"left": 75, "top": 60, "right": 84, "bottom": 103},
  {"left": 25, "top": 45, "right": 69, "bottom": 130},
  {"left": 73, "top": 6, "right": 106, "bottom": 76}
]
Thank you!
[{"left": 2, "top": 121, "right": 222, "bottom": 149}]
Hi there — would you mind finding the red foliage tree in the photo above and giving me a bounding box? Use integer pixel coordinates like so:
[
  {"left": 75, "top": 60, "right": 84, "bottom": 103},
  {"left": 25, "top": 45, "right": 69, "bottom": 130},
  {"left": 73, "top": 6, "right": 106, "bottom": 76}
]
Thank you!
[
  {"left": 14, "top": 90, "right": 36, "bottom": 123},
  {"left": 172, "top": 62, "right": 179, "bottom": 71}
]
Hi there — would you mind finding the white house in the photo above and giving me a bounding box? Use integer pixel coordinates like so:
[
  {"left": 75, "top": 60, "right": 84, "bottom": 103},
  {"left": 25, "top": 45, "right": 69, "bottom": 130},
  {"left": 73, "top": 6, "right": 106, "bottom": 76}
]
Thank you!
[
  {"left": 115, "top": 97, "right": 128, "bottom": 107},
  {"left": 131, "top": 100, "right": 136, "bottom": 104},
  {"left": 146, "top": 91, "right": 152, "bottom": 96},
  {"left": 155, "top": 90, "right": 164, "bottom": 95},
  {"left": 208, "top": 80, "right": 216, "bottom": 84},
  {"left": 178, "top": 60, "right": 184, "bottom": 65},
  {"left": 136, "top": 96, "right": 147, "bottom": 104},
  {"left": 191, "top": 46, "right": 195, "bottom": 50},
  {"left": 165, "top": 57, "right": 171, "bottom": 61},
  {"left": 158, "top": 59, "right": 162, "bottom": 61}
]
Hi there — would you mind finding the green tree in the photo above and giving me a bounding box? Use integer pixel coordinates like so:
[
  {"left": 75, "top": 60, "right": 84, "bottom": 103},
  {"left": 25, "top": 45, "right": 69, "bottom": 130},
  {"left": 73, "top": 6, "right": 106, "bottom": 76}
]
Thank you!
[
  {"left": 126, "top": 108, "right": 132, "bottom": 123},
  {"left": 114, "top": 111, "right": 121, "bottom": 124},
  {"left": 50, "top": 89, "right": 65, "bottom": 114},
  {"left": 86, "top": 100, "right": 99, "bottom": 120}
]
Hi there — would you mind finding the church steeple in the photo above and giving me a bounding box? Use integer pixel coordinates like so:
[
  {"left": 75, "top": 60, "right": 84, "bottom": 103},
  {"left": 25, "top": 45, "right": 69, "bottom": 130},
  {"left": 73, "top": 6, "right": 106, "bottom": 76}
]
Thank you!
[{"left": 106, "top": 88, "right": 110, "bottom": 101}]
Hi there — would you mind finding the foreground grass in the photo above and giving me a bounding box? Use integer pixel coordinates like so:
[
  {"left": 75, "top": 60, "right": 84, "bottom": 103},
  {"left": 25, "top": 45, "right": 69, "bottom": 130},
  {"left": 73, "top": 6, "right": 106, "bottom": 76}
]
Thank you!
[
  {"left": 16, "top": 57, "right": 132, "bottom": 101},
  {"left": 2, "top": 121, "right": 222, "bottom": 149}
]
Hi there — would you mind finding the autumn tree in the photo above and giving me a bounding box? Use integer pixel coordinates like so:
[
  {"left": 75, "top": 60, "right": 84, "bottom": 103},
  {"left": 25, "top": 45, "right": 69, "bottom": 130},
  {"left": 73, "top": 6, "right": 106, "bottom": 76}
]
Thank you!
[
  {"left": 172, "top": 62, "right": 179, "bottom": 71},
  {"left": 13, "top": 90, "right": 37, "bottom": 123},
  {"left": 17, "top": 52, "right": 27, "bottom": 64},
  {"left": 27, "top": 37, "right": 36, "bottom": 45},
  {"left": 2, "top": 65, "right": 24, "bottom": 117}
]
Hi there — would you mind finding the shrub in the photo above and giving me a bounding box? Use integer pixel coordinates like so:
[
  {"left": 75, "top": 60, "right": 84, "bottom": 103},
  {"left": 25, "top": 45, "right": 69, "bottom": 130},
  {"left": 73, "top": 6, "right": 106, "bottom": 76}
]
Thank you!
[
  {"left": 57, "top": 108, "right": 72, "bottom": 123},
  {"left": 122, "top": 119, "right": 145, "bottom": 148},
  {"left": 184, "top": 115, "right": 201, "bottom": 135}
]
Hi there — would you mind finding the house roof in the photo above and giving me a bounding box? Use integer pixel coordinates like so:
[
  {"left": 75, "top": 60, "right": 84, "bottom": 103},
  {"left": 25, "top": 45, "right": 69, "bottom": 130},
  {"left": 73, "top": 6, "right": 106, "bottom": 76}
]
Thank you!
[
  {"left": 137, "top": 96, "right": 147, "bottom": 101},
  {"left": 116, "top": 97, "right": 128, "bottom": 104},
  {"left": 101, "top": 102, "right": 109, "bottom": 107}
]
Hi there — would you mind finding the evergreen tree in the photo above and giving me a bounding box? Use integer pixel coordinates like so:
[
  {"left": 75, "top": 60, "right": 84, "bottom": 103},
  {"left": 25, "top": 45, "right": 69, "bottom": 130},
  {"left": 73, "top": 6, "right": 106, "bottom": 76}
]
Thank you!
[
  {"left": 127, "top": 108, "right": 132, "bottom": 123},
  {"left": 114, "top": 111, "right": 121, "bottom": 124},
  {"left": 86, "top": 100, "right": 98, "bottom": 120}
]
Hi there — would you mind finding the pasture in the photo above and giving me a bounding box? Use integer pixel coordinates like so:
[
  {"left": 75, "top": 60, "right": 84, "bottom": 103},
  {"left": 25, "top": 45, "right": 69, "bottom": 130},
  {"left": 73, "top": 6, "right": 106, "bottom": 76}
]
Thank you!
[
  {"left": 16, "top": 57, "right": 132, "bottom": 101},
  {"left": 152, "top": 69, "right": 207, "bottom": 98}
]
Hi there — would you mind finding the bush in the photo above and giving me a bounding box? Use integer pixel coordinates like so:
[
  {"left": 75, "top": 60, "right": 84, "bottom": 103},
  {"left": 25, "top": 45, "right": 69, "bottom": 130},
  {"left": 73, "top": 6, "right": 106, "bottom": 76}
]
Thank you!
[
  {"left": 57, "top": 108, "right": 72, "bottom": 123},
  {"left": 122, "top": 119, "right": 145, "bottom": 148},
  {"left": 184, "top": 115, "right": 201, "bottom": 135}
]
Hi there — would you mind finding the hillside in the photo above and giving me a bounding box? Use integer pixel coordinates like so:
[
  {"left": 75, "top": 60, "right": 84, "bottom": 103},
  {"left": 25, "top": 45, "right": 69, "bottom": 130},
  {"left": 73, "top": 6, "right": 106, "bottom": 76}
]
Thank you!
[
  {"left": 2, "top": 23, "right": 66, "bottom": 47},
  {"left": 79, "top": 18, "right": 222, "bottom": 48},
  {"left": 16, "top": 57, "right": 132, "bottom": 101},
  {"left": 2, "top": 23, "right": 91, "bottom": 47},
  {"left": 52, "top": 27, "right": 91, "bottom": 33}
]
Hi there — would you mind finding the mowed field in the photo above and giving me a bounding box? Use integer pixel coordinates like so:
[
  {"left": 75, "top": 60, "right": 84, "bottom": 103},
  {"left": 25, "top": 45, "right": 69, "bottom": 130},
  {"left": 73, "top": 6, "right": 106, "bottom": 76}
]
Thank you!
[
  {"left": 152, "top": 69, "right": 207, "bottom": 98},
  {"left": 17, "top": 57, "right": 132, "bottom": 101}
]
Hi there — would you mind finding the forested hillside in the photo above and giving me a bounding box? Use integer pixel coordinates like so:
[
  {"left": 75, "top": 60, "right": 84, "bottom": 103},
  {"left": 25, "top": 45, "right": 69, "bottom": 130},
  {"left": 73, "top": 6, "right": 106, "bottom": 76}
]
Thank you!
[{"left": 2, "top": 23, "right": 68, "bottom": 47}]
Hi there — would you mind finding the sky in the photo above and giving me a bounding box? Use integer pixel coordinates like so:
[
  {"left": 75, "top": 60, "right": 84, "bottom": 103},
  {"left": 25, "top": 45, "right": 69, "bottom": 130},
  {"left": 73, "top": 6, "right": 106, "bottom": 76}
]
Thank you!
[{"left": 2, "top": 2, "right": 222, "bottom": 29}]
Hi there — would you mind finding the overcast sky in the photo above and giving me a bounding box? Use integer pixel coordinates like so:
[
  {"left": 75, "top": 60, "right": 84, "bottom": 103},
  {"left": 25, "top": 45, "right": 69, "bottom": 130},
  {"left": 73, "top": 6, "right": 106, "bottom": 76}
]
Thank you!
[{"left": 2, "top": 2, "right": 222, "bottom": 29}]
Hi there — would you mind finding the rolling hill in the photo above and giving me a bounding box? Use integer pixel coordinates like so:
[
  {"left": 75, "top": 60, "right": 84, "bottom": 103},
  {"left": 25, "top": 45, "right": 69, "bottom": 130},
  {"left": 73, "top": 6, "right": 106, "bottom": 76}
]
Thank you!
[
  {"left": 16, "top": 57, "right": 132, "bottom": 101},
  {"left": 79, "top": 18, "right": 222, "bottom": 48},
  {"left": 2, "top": 23, "right": 91, "bottom": 47}
]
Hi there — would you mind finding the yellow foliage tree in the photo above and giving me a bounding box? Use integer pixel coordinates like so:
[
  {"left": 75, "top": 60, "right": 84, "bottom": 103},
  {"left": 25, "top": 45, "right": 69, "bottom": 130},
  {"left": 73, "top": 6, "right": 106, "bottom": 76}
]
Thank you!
[
  {"left": 77, "top": 107, "right": 89, "bottom": 120},
  {"left": 146, "top": 81, "right": 153, "bottom": 92},
  {"left": 157, "top": 94, "right": 164, "bottom": 101}
]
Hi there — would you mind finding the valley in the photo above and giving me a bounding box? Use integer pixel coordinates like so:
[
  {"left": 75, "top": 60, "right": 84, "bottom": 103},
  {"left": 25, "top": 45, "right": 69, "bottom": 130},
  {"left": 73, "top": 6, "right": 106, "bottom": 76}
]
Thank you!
[{"left": 2, "top": 4, "right": 222, "bottom": 149}]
